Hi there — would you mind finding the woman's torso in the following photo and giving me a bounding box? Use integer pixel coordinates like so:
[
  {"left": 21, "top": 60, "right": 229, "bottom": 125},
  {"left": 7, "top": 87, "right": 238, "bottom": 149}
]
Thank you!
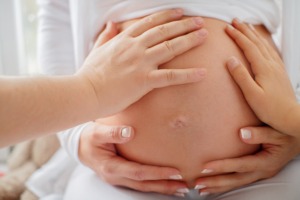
[{"left": 70, "top": 0, "right": 280, "bottom": 187}]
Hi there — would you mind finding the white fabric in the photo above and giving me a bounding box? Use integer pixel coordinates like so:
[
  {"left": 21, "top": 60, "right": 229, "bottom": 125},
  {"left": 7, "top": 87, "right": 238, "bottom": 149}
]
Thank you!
[
  {"left": 27, "top": 0, "right": 300, "bottom": 199},
  {"left": 58, "top": 122, "right": 91, "bottom": 163},
  {"left": 26, "top": 149, "right": 77, "bottom": 199},
  {"left": 281, "top": 0, "right": 300, "bottom": 99},
  {"left": 64, "top": 155, "right": 300, "bottom": 200}
]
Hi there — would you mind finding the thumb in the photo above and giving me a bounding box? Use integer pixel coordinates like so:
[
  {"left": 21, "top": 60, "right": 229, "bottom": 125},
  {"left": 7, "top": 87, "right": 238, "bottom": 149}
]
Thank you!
[
  {"left": 239, "top": 126, "right": 286, "bottom": 145},
  {"left": 93, "top": 124, "right": 134, "bottom": 144},
  {"left": 94, "top": 21, "right": 119, "bottom": 47}
]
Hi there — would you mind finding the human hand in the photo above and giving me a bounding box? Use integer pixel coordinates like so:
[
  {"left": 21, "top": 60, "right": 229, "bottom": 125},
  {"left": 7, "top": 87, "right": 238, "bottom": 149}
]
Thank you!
[
  {"left": 79, "top": 122, "right": 189, "bottom": 197},
  {"left": 225, "top": 19, "right": 300, "bottom": 136},
  {"left": 78, "top": 9, "right": 208, "bottom": 118},
  {"left": 194, "top": 126, "right": 300, "bottom": 195}
]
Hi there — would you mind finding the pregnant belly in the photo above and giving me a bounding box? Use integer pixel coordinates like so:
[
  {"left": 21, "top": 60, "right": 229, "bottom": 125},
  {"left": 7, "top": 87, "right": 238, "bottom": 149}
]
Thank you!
[{"left": 98, "top": 17, "right": 273, "bottom": 187}]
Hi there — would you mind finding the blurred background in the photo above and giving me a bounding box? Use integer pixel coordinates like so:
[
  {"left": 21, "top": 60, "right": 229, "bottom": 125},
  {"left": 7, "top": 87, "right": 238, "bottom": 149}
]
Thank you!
[{"left": 0, "top": 0, "right": 38, "bottom": 173}]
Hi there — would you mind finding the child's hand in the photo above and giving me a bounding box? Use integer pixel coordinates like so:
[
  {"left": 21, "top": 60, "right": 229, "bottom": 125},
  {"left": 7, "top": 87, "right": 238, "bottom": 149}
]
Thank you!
[{"left": 225, "top": 19, "right": 300, "bottom": 136}]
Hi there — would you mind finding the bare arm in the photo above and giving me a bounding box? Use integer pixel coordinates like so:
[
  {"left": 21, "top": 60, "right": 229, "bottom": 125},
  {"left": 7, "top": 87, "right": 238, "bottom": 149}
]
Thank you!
[{"left": 0, "top": 10, "right": 208, "bottom": 147}]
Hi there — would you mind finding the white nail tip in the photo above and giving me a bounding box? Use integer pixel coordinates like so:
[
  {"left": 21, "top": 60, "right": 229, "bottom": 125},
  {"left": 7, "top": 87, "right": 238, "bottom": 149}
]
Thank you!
[
  {"left": 121, "top": 127, "right": 131, "bottom": 138},
  {"left": 194, "top": 184, "right": 206, "bottom": 190},
  {"left": 201, "top": 169, "right": 213, "bottom": 174},
  {"left": 169, "top": 175, "right": 183, "bottom": 180},
  {"left": 241, "top": 129, "right": 252, "bottom": 139}
]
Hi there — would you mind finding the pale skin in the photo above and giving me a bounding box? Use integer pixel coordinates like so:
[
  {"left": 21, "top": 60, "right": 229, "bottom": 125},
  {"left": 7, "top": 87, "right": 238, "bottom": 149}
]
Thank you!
[
  {"left": 78, "top": 18, "right": 300, "bottom": 197},
  {"left": 194, "top": 19, "right": 300, "bottom": 195},
  {"left": 78, "top": 15, "right": 209, "bottom": 197},
  {"left": 0, "top": 10, "right": 208, "bottom": 147}
]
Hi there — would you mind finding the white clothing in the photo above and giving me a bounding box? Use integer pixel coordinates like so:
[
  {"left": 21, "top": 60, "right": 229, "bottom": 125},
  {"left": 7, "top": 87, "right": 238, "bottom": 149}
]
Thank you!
[
  {"left": 27, "top": 0, "right": 300, "bottom": 200},
  {"left": 64, "top": 155, "right": 300, "bottom": 200}
]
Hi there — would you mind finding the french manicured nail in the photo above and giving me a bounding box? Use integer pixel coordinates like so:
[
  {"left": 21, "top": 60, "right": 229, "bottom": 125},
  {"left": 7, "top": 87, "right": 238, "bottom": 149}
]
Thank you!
[
  {"left": 169, "top": 174, "right": 183, "bottom": 180},
  {"left": 194, "top": 184, "right": 206, "bottom": 190},
  {"left": 174, "top": 193, "right": 185, "bottom": 197},
  {"left": 200, "top": 192, "right": 210, "bottom": 196},
  {"left": 193, "top": 17, "right": 204, "bottom": 26},
  {"left": 176, "top": 188, "right": 189, "bottom": 193},
  {"left": 227, "top": 24, "right": 234, "bottom": 30},
  {"left": 227, "top": 56, "right": 240, "bottom": 70},
  {"left": 241, "top": 129, "right": 252, "bottom": 139},
  {"left": 201, "top": 169, "right": 213, "bottom": 174},
  {"left": 121, "top": 127, "right": 131, "bottom": 138}
]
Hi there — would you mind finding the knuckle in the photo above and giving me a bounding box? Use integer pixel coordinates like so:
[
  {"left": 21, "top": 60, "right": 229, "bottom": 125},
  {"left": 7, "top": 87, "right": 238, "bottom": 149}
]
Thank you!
[
  {"left": 143, "top": 16, "right": 154, "bottom": 27},
  {"left": 108, "top": 127, "right": 120, "bottom": 140},
  {"left": 157, "top": 25, "right": 169, "bottom": 37},
  {"left": 166, "top": 70, "right": 175, "bottom": 82},
  {"left": 164, "top": 40, "right": 175, "bottom": 55},
  {"left": 100, "top": 162, "right": 115, "bottom": 176},
  {"left": 132, "top": 169, "right": 146, "bottom": 181}
]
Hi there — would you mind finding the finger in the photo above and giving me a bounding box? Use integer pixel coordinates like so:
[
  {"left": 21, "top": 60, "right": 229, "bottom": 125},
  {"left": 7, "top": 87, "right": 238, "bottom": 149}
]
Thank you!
[
  {"left": 147, "top": 29, "right": 208, "bottom": 65},
  {"left": 100, "top": 157, "right": 183, "bottom": 181},
  {"left": 116, "top": 178, "right": 188, "bottom": 196},
  {"left": 147, "top": 68, "right": 206, "bottom": 89},
  {"left": 249, "top": 24, "right": 284, "bottom": 66},
  {"left": 91, "top": 124, "right": 134, "bottom": 144},
  {"left": 240, "top": 126, "right": 290, "bottom": 145},
  {"left": 201, "top": 154, "right": 264, "bottom": 174},
  {"left": 226, "top": 56, "right": 263, "bottom": 103},
  {"left": 195, "top": 172, "right": 260, "bottom": 194},
  {"left": 94, "top": 21, "right": 119, "bottom": 47},
  {"left": 139, "top": 17, "right": 204, "bottom": 47},
  {"left": 232, "top": 19, "right": 270, "bottom": 59},
  {"left": 125, "top": 9, "right": 184, "bottom": 37},
  {"left": 225, "top": 24, "right": 265, "bottom": 74}
]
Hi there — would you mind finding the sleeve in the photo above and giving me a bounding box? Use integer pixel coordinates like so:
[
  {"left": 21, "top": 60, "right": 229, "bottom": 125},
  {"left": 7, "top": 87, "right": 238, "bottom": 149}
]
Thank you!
[
  {"left": 37, "top": 0, "right": 75, "bottom": 75},
  {"left": 281, "top": 0, "right": 300, "bottom": 102},
  {"left": 37, "top": 0, "right": 89, "bottom": 163}
]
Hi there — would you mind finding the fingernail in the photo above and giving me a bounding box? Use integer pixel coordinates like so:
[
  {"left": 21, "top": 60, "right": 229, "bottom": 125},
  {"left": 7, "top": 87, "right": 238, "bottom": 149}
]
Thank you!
[
  {"left": 201, "top": 169, "right": 213, "bottom": 174},
  {"left": 227, "top": 24, "right": 235, "bottom": 30},
  {"left": 241, "top": 129, "right": 252, "bottom": 139},
  {"left": 194, "top": 184, "right": 206, "bottom": 190},
  {"left": 193, "top": 17, "right": 204, "bottom": 26},
  {"left": 176, "top": 188, "right": 189, "bottom": 193},
  {"left": 169, "top": 174, "right": 183, "bottom": 180},
  {"left": 173, "top": 9, "right": 183, "bottom": 17},
  {"left": 234, "top": 18, "right": 242, "bottom": 24},
  {"left": 197, "top": 29, "right": 208, "bottom": 37},
  {"left": 174, "top": 193, "right": 185, "bottom": 197},
  {"left": 121, "top": 127, "right": 132, "bottom": 138},
  {"left": 249, "top": 24, "right": 255, "bottom": 31},
  {"left": 227, "top": 56, "right": 240, "bottom": 70},
  {"left": 199, "top": 192, "right": 210, "bottom": 196}
]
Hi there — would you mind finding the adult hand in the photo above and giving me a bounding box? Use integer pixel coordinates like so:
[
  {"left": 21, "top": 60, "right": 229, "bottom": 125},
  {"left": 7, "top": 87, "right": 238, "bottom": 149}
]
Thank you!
[
  {"left": 78, "top": 122, "right": 189, "bottom": 197},
  {"left": 194, "top": 126, "right": 300, "bottom": 195},
  {"left": 78, "top": 9, "right": 208, "bottom": 118},
  {"left": 225, "top": 18, "right": 300, "bottom": 136}
]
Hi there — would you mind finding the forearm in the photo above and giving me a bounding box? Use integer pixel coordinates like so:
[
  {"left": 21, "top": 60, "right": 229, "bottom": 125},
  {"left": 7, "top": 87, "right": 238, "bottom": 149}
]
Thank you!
[{"left": 0, "top": 75, "right": 99, "bottom": 147}]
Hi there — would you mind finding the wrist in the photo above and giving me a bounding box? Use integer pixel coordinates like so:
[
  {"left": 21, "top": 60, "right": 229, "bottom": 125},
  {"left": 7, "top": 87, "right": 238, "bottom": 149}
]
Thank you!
[{"left": 74, "top": 72, "right": 102, "bottom": 116}]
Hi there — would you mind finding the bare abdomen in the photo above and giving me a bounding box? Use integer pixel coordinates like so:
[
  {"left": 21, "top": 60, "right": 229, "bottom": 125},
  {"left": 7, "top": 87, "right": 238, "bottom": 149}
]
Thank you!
[{"left": 98, "top": 17, "right": 273, "bottom": 187}]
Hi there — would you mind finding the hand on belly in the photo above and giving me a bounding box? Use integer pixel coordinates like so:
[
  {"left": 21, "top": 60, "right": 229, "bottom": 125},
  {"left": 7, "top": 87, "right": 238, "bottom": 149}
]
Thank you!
[{"left": 97, "top": 17, "right": 272, "bottom": 187}]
